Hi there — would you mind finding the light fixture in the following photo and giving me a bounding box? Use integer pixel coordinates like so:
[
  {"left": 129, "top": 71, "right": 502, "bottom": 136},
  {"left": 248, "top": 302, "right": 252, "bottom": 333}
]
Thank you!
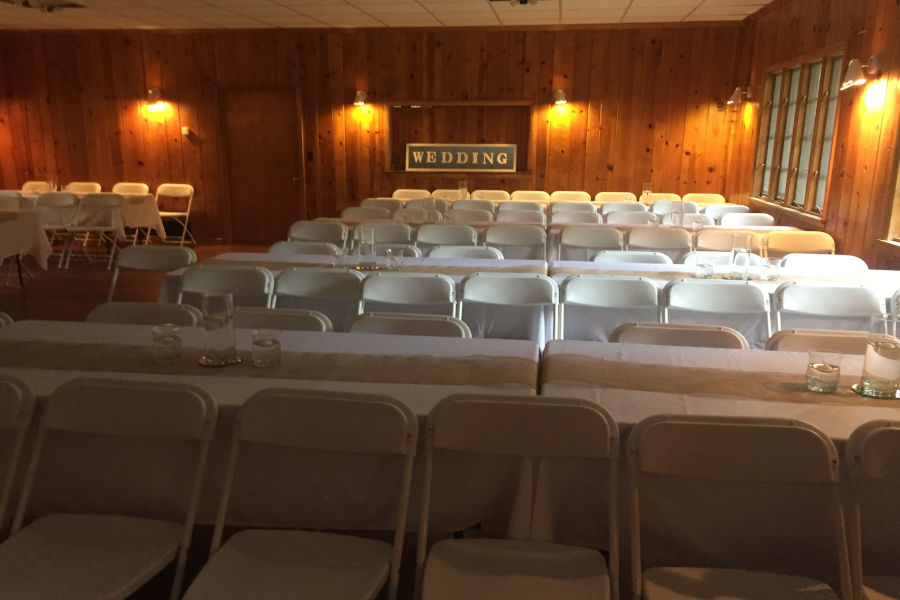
[
  {"left": 840, "top": 56, "right": 882, "bottom": 91},
  {"left": 553, "top": 89, "right": 567, "bottom": 105},
  {"left": 353, "top": 90, "right": 367, "bottom": 106},
  {"left": 146, "top": 87, "right": 161, "bottom": 104}
]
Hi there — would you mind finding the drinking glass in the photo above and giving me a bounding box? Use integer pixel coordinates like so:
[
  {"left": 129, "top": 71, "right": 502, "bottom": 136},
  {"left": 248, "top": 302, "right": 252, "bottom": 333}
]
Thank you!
[
  {"left": 357, "top": 225, "right": 376, "bottom": 269},
  {"left": 150, "top": 322, "right": 182, "bottom": 363},
  {"left": 641, "top": 182, "right": 652, "bottom": 205},
  {"left": 728, "top": 233, "right": 753, "bottom": 280},
  {"left": 424, "top": 197, "right": 437, "bottom": 224},
  {"left": 806, "top": 349, "right": 841, "bottom": 393},
  {"left": 385, "top": 247, "right": 403, "bottom": 271},
  {"left": 858, "top": 313, "right": 900, "bottom": 398},
  {"left": 200, "top": 292, "right": 238, "bottom": 366},
  {"left": 251, "top": 329, "right": 281, "bottom": 368}
]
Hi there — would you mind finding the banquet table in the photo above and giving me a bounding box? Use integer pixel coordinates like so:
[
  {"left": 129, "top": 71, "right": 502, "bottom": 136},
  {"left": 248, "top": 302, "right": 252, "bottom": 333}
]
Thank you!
[
  {"left": 0, "top": 208, "right": 52, "bottom": 271},
  {"left": 120, "top": 193, "right": 166, "bottom": 241},
  {"left": 539, "top": 339, "right": 900, "bottom": 584},
  {"left": 0, "top": 320, "right": 539, "bottom": 531}
]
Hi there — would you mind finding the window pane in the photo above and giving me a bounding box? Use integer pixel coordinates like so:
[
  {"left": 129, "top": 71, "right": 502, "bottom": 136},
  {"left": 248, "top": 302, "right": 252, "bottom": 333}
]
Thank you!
[
  {"left": 794, "top": 61, "right": 823, "bottom": 207},
  {"left": 761, "top": 72, "right": 782, "bottom": 196},
  {"left": 815, "top": 56, "right": 842, "bottom": 212},
  {"left": 776, "top": 67, "right": 800, "bottom": 200}
]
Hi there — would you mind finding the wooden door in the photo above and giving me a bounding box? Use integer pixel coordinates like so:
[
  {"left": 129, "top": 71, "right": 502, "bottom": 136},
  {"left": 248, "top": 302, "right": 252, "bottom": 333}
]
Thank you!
[{"left": 221, "top": 88, "right": 304, "bottom": 244}]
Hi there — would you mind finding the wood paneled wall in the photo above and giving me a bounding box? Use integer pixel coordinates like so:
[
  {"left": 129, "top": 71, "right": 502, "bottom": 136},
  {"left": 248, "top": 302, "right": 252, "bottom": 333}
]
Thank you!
[{"left": 0, "top": 25, "right": 749, "bottom": 243}]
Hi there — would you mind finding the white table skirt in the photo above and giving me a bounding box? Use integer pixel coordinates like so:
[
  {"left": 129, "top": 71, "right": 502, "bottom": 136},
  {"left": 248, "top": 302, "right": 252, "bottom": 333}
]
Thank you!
[
  {"left": 121, "top": 193, "right": 166, "bottom": 240},
  {"left": 0, "top": 209, "right": 52, "bottom": 270}
]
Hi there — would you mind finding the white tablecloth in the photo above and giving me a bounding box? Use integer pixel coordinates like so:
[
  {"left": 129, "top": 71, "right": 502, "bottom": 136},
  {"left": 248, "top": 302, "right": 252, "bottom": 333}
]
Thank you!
[
  {"left": 120, "top": 193, "right": 166, "bottom": 240},
  {"left": 0, "top": 209, "right": 52, "bottom": 270}
]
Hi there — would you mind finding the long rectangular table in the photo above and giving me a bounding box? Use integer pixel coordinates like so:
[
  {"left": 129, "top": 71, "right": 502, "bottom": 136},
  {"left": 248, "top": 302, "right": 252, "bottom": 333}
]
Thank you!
[{"left": 0, "top": 320, "right": 539, "bottom": 531}]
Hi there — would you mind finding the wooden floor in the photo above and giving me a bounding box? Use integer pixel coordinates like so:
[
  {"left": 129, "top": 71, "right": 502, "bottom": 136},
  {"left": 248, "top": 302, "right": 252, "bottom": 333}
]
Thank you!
[{"left": 0, "top": 243, "right": 266, "bottom": 322}]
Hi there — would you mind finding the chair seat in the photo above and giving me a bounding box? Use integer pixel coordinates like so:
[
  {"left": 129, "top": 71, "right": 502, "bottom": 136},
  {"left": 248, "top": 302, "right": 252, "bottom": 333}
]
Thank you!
[
  {"left": 643, "top": 566, "right": 840, "bottom": 600},
  {"left": 0, "top": 513, "right": 182, "bottom": 600},
  {"left": 422, "top": 538, "right": 609, "bottom": 600},
  {"left": 865, "top": 576, "right": 900, "bottom": 600},
  {"left": 184, "top": 529, "right": 392, "bottom": 599}
]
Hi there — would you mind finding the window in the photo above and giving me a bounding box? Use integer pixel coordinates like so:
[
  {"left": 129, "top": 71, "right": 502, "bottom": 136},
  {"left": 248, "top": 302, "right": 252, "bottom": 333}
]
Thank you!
[{"left": 754, "top": 55, "right": 842, "bottom": 215}]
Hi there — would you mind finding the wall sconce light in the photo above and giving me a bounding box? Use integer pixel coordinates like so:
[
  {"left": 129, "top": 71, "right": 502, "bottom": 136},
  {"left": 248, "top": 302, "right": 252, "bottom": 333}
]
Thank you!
[
  {"left": 840, "top": 56, "right": 882, "bottom": 91},
  {"left": 553, "top": 89, "right": 567, "bottom": 105},
  {"left": 353, "top": 90, "right": 367, "bottom": 106}
]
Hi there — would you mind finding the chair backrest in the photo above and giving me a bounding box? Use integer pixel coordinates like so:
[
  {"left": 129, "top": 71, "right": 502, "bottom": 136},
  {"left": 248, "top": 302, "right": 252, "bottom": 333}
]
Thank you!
[
  {"left": 460, "top": 273, "right": 558, "bottom": 344},
  {"left": 443, "top": 208, "right": 494, "bottom": 224},
  {"left": 780, "top": 253, "right": 868, "bottom": 272},
  {"left": 392, "top": 188, "right": 431, "bottom": 200},
  {"left": 558, "top": 226, "right": 624, "bottom": 260},
  {"left": 341, "top": 206, "right": 391, "bottom": 220},
  {"left": 211, "top": 388, "right": 416, "bottom": 600},
  {"left": 352, "top": 222, "right": 415, "bottom": 245},
  {"left": 549, "top": 211, "right": 602, "bottom": 225},
  {"left": 695, "top": 228, "right": 765, "bottom": 252},
  {"left": 550, "top": 190, "right": 591, "bottom": 203},
  {"left": 600, "top": 201, "right": 647, "bottom": 215},
  {"left": 720, "top": 212, "right": 776, "bottom": 227},
  {"left": 765, "top": 328, "right": 869, "bottom": 354},
  {"left": 268, "top": 240, "right": 342, "bottom": 256},
  {"left": 610, "top": 321, "right": 749, "bottom": 349},
  {"left": 484, "top": 224, "right": 546, "bottom": 260},
  {"left": 21, "top": 180, "right": 51, "bottom": 194},
  {"left": 560, "top": 275, "right": 659, "bottom": 341},
  {"left": 645, "top": 192, "right": 682, "bottom": 204},
  {"left": 0, "top": 375, "right": 34, "bottom": 536},
  {"left": 361, "top": 272, "right": 457, "bottom": 315},
  {"left": 66, "top": 181, "right": 102, "bottom": 194},
  {"left": 431, "top": 188, "right": 468, "bottom": 202},
  {"left": 703, "top": 204, "right": 749, "bottom": 222},
  {"left": 470, "top": 189, "right": 510, "bottom": 202},
  {"left": 393, "top": 207, "right": 441, "bottom": 224},
  {"left": 108, "top": 245, "right": 197, "bottom": 301},
  {"left": 495, "top": 210, "right": 546, "bottom": 226},
  {"left": 650, "top": 200, "right": 699, "bottom": 215},
  {"left": 361, "top": 197, "right": 404, "bottom": 213},
  {"left": 682, "top": 193, "right": 726, "bottom": 205},
  {"left": 287, "top": 220, "right": 349, "bottom": 249},
  {"left": 680, "top": 250, "right": 765, "bottom": 267},
  {"left": 773, "top": 281, "right": 882, "bottom": 332},
  {"left": 178, "top": 265, "right": 275, "bottom": 308},
  {"left": 452, "top": 198, "right": 496, "bottom": 212},
  {"left": 595, "top": 191, "right": 637, "bottom": 204},
  {"left": 550, "top": 201, "right": 597, "bottom": 213},
  {"left": 605, "top": 211, "right": 658, "bottom": 225},
  {"left": 405, "top": 197, "right": 450, "bottom": 213},
  {"left": 661, "top": 212, "right": 713, "bottom": 227},
  {"left": 593, "top": 250, "right": 673, "bottom": 264},
  {"left": 663, "top": 278, "right": 771, "bottom": 347},
  {"left": 155, "top": 183, "right": 194, "bottom": 201},
  {"left": 509, "top": 190, "right": 550, "bottom": 203},
  {"left": 627, "top": 414, "right": 850, "bottom": 600},
  {"left": 498, "top": 200, "right": 544, "bottom": 212},
  {"left": 0, "top": 191, "right": 25, "bottom": 209},
  {"left": 86, "top": 301, "right": 203, "bottom": 326},
  {"left": 111, "top": 182, "right": 150, "bottom": 195},
  {"left": 373, "top": 243, "right": 422, "bottom": 257},
  {"left": 233, "top": 306, "right": 333, "bottom": 331},
  {"left": 35, "top": 192, "right": 78, "bottom": 228},
  {"left": 416, "top": 224, "right": 478, "bottom": 249},
  {"left": 69, "top": 193, "right": 124, "bottom": 229},
  {"left": 428, "top": 245, "right": 504, "bottom": 259},
  {"left": 627, "top": 227, "right": 692, "bottom": 261},
  {"left": 349, "top": 312, "right": 472, "bottom": 337},
  {"left": 273, "top": 267, "right": 364, "bottom": 331}
]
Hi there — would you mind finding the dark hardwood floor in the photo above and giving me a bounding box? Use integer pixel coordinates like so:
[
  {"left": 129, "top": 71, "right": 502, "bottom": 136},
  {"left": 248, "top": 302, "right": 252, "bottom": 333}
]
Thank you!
[{"left": 0, "top": 243, "right": 266, "bottom": 322}]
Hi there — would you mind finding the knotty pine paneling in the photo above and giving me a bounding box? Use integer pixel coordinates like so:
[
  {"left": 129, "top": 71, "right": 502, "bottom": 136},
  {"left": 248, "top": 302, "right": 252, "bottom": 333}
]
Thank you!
[{"left": 0, "top": 25, "right": 747, "bottom": 243}]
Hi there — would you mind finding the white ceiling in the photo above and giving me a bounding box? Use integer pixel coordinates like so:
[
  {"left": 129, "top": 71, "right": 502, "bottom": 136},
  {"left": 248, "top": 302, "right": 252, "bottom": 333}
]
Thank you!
[{"left": 0, "top": 0, "right": 773, "bottom": 30}]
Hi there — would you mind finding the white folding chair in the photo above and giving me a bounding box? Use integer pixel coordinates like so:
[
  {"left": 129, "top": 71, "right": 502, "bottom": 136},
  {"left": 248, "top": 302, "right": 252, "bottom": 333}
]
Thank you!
[
  {"left": 35, "top": 192, "right": 78, "bottom": 267},
  {"left": 663, "top": 278, "right": 771, "bottom": 348},
  {"left": 86, "top": 301, "right": 203, "bottom": 326},
  {"left": 550, "top": 191, "right": 592, "bottom": 203},
  {"left": 361, "top": 197, "right": 404, "bottom": 213},
  {"left": 650, "top": 200, "right": 699, "bottom": 215},
  {"left": 604, "top": 211, "right": 658, "bottom": 225},
  {"left": 560, "top": 275, "right": 659, "bottom": 341},
  {"left": 349, "top": 312, "right": 472, "bottom": 337},
  {"left": 428, "top": 245, "right": 504, "bottom": 259},
  {"left": 485, "top": 224, "right": 546, "bottom": 260},
  {"left": 594, "top": 192, "right": 637, "bottom": 204},
  {"left": 268, "top": 240, "right": 342, "bottom": 257},
  {"left": 373, "top": 243, "right": 422, "bottom": 257},
  {"left": 405, "top": 197, "right": 450, "bottom": 213},
  {"left": 0, "top": 375, "right": 33, "bottom": 540},
  {"left": 558, "top": 227, "right": 624, "bottom": 261},
  {"left": 0, "top": 378, "right": 217, "bottom": 600},
  {"left": 361, "top": 272, "right": 457, "bottom": 316},
  {"left": 846, "top": 421, "right": 900, "bottom": 600},
  {"left": 609, "top": 321, "right": 749, "bottom": 349},
  {"left": 444, "top": 208, "right": 494, "bottom": 224},
  {"left": 63, "top": 192, "right": 125, "bottom": 269},
  {"left": 765, "top": 328, "right": 869, "bottom": 354},
  {"left": 392, "top": 188, "right": 431, "bottom": 200},
  {"left": 459, "top": 272, "right": 558, "bottom": 345},
  {"left": 273, "top": 267, "right": 364, "bottom": 331},
  {"left": 287, "top": 220, "right": 349, "bottom": 251},
  {"left": 695, "top": 229, "right": 765, "bottom": 253},
  {"left": 626, "top": 227, "right": 692, "bottom": 262},
  {"left": 551, "top": 201, "right": 597, "bottom": 214},
  {"left": 550, "top": 211, "right": 602, "bottom": 225},
  {"left": 432, "top": 188, "right": 468, "bottom": 202},
  {"left": 780, "top": 253, "right": 868, "bottom": 272},
  {"left": 20, "top": 180, "right": 52, "bottom": 194},
  {"left": 452, "top": 199, "right": 496, "bottom": 213},
  {"left": 703, "top": 204, "right": 749, "bottom": 223},
  {"left": 341, "top": 206, "right": 391, "bottom": 220},
  {"left": 393, "top": 207, "right": 441, "bottom": 224},
  {"left": 351, "top": 223, "right": 415, "bottom": 250},
  {"left": 593, "top": 250, "right": 672, "bottom": 265},
  {"left": 628, "top": 415, "right": 851, "bottom": 600},
  {"left": 0, "top": 311, "right": 12, "bottom": 327},
  {"left": 0, "top": 191, "right": 25, "bottom": 210},
  {"left": 644, "top": 192, "right": 681, "bottom": 205},
  {"left": 495, "top": 210, "right": 546, "bottom": 226},
  {"left": 155, "top": 183, "right": 196, "bottom": 246},
  {"left": 773, "top": 281, "right": 883, "bottom": 332},
  {"left": 417, "top": 393, "right": 619, "bottom": 600},
  {"left": 233, "top": 306, "right": 333, "bottom": 331},
  {"left": 720, "top": 212, "right": 776, "bottom": 227},
  {"left": 680, "top": 250, "right": 765, "bottom": 267},
  {"left": 509, "top": 190, "right": 550, "bottom": 203},
  {"left": 108, "top": 245, "right": 197, "bottom": 301},
  {"left": 660, "top": 213, "right": 713, "bottom": 227},
  {"left": 600, "top": 201, "right": 647, "bottom": 216},
  {"left": 416, "top": 224, "right": 478, "bottom": 255},
  {"left": 183, "top": 388, "right": 416, "bottom": 600},
  {"left": 65, "top": 181, "right": 102, "bottom": 194},
  {"left": 111, "top": 182, "right": 150, "bottom": 195},
  {"left": 177, "top": 265, "right": 275, "bottom": 308},
  {"left": 498, "top": 201, "right": 545, "bottom": 213},
  {"left": 682, "top": 193, "right": 726, "bottom": 205},
  {"left": 470, "top": 189, "right": 510, "bottom": 202}
]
